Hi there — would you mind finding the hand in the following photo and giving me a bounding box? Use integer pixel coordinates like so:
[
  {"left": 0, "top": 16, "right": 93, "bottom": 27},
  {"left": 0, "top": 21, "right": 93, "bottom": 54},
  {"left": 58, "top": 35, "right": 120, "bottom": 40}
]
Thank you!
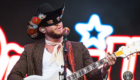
[{"left": 101, "top": 52, "right": 116, "bottom": 76}]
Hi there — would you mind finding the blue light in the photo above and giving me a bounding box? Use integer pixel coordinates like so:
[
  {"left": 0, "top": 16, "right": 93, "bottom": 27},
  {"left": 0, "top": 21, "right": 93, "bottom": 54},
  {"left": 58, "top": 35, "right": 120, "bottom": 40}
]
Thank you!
[{"left": 75, "top": 14, "right": 114, "bottom": 50}]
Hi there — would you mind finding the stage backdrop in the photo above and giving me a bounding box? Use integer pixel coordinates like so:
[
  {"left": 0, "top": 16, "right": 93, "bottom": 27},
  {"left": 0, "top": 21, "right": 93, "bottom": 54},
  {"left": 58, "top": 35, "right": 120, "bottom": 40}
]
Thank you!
[{"left": 0, "top": 0, "right": 140, "bottom": 80}]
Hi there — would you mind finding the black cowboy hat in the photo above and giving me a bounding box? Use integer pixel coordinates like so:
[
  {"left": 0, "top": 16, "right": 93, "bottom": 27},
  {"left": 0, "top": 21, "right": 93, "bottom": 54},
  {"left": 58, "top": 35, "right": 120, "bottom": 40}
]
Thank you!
[{"left": 27, "top": 3, "right": 65, "bottom": 39}]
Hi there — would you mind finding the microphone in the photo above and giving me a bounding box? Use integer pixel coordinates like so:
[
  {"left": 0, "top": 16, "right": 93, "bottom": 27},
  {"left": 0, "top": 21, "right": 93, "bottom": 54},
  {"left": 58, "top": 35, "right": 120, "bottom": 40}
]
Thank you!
[
  {"left": 63, "top": 27, "right": 70, "bottom": 36},
  {"left": 62, "top": 27, "right": 70, "bottom": 80}
]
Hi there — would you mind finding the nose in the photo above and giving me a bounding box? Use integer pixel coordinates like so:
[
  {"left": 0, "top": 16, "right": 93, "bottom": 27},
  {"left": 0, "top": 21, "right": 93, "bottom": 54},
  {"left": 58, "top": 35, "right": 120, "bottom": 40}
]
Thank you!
[{"left": 56, "top": 22, "right": 62, "bottom": 26}]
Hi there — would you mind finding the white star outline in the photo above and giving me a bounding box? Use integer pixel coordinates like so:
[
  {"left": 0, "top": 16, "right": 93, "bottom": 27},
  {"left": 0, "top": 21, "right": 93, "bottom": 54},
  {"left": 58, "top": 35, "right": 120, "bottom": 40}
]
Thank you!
[{"left": 75, "top": 14, "right": 114, "bottom": 50}]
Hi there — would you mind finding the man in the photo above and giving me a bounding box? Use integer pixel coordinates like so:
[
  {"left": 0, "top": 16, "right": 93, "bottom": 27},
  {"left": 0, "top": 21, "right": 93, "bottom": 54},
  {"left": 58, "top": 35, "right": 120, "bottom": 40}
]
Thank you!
[{"left": 8, "top": 3, "right": 116, "bottom": 80}]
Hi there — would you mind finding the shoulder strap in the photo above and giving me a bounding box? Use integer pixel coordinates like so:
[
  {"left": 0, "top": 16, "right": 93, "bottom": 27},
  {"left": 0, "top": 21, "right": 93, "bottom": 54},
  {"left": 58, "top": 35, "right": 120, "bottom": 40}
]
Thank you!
[{"left": 66, "top": 41, "right": 75, "bottom": 72}]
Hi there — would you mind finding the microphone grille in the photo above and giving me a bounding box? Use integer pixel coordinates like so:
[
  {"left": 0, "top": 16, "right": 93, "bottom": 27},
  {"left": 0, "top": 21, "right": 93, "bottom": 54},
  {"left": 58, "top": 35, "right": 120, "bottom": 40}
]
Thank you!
[{"left": 63, "top": 27, "right": 70, "bottom": 35}]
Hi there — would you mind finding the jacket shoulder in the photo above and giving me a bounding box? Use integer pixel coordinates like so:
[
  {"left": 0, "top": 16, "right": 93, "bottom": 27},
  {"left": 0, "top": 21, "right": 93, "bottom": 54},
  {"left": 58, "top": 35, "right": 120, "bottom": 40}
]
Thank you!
[
  {"left": 70, "top": 41, "right": 82, "bottom": 45},
  {"left": 24, "top": 41, "right": 44, "bottom": 52},
  {"left": 69, "top": 41, "right": 86, "bottom": 50},
  {"left": 24, "top": 42, "right": 39, "bottom": 49},
  {"left": 69, "top": 41, "right": 85, "bottom": 47}
]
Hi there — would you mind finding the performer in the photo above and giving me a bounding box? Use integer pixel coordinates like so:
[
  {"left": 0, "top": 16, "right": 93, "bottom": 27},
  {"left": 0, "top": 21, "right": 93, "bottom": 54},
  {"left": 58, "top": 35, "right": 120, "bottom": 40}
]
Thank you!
[{"left": 8, "top": 3, "right": 116, "bottom": 80}]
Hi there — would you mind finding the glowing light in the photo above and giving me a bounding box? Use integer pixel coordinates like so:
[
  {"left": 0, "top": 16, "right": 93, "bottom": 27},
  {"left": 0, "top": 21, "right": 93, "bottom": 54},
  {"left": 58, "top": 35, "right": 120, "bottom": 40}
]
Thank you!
[
  {"left": 0, "top": 25, "right": 139, "bottom": 80},
  {"left": 105, "top": 36, "right": 139, "bottom": 80},
  {"left": 75, "top": 14, "right": 114, "bottom": 50},
  {"left": 0, "top": 27, "right": 24, "bottom": 80}
]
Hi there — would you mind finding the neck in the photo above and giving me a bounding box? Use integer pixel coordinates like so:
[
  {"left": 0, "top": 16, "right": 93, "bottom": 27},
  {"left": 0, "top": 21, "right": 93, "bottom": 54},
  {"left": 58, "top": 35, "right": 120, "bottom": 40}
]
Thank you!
[{"left": 45, "top": 36, "right": 63, "bottom": 43}]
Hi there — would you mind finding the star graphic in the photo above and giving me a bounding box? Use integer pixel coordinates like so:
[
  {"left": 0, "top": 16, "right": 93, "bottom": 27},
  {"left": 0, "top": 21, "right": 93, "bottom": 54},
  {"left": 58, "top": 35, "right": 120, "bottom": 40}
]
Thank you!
[{"left": 75, "top": 14, "right": 114, "bottom": 50}]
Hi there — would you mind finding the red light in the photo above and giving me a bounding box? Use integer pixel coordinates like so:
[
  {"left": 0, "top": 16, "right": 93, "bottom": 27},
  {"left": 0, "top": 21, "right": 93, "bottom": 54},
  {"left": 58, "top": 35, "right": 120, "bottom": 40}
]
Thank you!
[
  {"left": 0, "top": 27, "right": 139, "bottom": 80},
  {"left": 0, "top": 27, "right": 24, "bottom": 80}
]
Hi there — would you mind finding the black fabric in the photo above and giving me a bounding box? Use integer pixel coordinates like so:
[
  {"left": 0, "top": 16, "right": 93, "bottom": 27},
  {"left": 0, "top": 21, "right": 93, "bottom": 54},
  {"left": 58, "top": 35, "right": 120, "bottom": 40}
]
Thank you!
[
  {"left": 37, "top": 3, "right": 54, "bottom": 13},
  {"left": 37, "top": 3, "right": 64, "bottom": 27}
]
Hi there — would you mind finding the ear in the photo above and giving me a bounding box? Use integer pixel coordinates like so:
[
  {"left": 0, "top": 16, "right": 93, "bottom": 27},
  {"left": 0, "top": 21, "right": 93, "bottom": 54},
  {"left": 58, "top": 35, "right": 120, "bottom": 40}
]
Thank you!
[{"left": 39, "top": 27, "right": 46, "bottom": 33}]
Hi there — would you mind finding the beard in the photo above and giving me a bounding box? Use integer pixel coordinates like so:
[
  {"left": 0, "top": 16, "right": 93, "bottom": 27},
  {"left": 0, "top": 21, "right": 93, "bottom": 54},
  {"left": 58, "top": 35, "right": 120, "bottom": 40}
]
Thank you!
[{"left": 46, "top": 30, "right": 63, "bottom": 39}]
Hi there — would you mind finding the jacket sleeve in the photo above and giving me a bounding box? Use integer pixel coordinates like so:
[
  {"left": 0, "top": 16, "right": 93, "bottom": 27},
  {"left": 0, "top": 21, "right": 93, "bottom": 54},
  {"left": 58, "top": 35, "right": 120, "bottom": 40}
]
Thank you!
[
  {"left": 7, "top": 46, "right": 28, "bottom": 80},
  {"left": 81, "top": 42, "right": 108, "bottom": 80}
]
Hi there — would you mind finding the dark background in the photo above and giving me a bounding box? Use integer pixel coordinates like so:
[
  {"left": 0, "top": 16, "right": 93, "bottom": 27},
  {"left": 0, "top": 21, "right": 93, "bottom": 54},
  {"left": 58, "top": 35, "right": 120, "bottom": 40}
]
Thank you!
[{"left": 0, "top": 0, "right": 140, "bottom": 80}]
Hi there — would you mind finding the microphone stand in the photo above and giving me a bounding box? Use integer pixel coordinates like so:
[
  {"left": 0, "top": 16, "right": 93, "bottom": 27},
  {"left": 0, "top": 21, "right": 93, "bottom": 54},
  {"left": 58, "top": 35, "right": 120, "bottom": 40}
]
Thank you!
[{"left": 62, "top": 33, "right": 68, "bottom": 80}]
